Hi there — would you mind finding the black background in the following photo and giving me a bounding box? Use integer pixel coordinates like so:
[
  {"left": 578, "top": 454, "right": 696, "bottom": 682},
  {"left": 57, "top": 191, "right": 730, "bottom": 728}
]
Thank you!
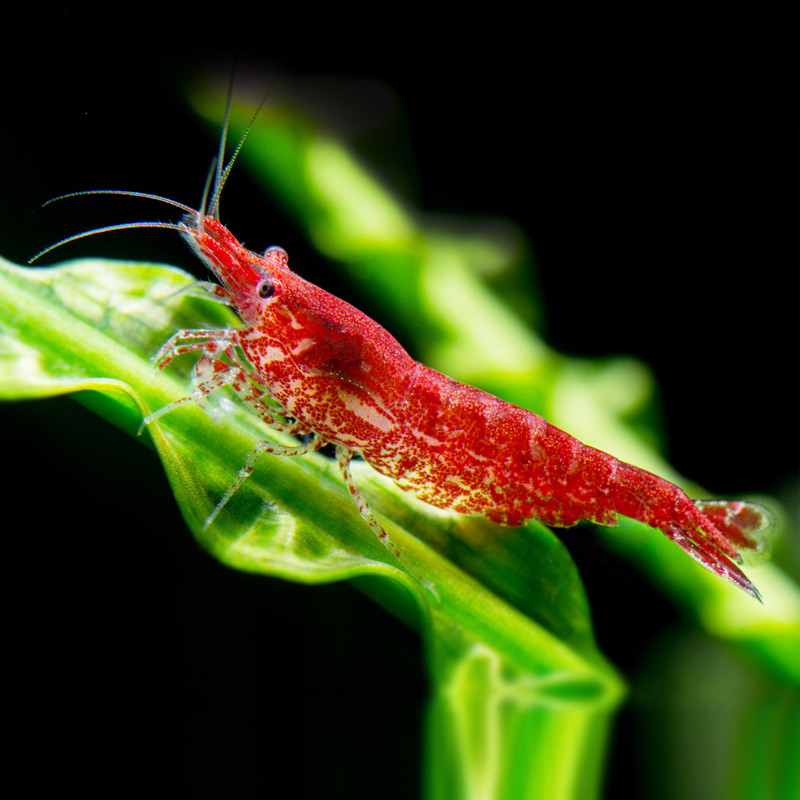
[{"left": 2, "top": 43, "right": 797, "bottom": 797}]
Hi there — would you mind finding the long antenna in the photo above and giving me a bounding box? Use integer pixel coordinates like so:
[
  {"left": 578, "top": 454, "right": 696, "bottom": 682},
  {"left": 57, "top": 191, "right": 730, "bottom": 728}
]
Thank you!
[
  {"left": 30, "top": 67, "right": 270, "bottom": 264},
  {"left": 29, "top": 221, "right": 185, "bottom": 264},
  {"left": 207, "top": 76, "right": 270, "bottom": 220},
  {"left": 28, "top": 190, "right": 198, "bottom": 263},
  {"left": 42, "top": 189, "right": 195, "bottom": 215},
  {"left": 207, "top": 68, "right": 235, "bottom": 219}
]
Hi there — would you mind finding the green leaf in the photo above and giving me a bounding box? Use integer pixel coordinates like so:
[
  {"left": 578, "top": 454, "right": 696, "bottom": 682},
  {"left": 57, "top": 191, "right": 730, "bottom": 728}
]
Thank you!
[{"left": 0, "top": 253, "right": 623, "bottom": 799}]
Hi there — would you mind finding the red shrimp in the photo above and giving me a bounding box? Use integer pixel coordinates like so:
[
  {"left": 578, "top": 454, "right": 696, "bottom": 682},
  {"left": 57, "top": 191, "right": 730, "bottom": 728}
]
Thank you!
[{"left": 31, "top": 90, "right": 772, "bottom": 601}]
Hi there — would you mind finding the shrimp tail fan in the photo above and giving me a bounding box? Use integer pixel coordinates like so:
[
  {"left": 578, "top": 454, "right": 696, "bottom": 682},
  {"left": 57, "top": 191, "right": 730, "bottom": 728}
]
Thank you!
[
  {"left": 664, "top": 500, "right": 775, "bottom": 602},
  {"left": 695, "top": 500, "right": 775, "bottom": 556}
]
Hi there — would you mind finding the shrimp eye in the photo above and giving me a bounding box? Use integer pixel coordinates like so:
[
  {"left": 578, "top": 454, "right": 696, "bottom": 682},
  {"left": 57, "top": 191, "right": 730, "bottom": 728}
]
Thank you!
[{"left": 257, "top": 278, "right": 276, "bottom": 299}]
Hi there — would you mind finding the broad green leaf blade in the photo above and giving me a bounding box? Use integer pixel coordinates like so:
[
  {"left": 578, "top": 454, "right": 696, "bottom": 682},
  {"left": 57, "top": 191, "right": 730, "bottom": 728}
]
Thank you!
[
  {"left": 0, "top": 254, "right": 622, "bottom": 682},
  {"left": 1, "top": 252, "right": 625, "bottom": 798},
  {"left": 425, "top": 617, "right": 615, "bottom": 800}
]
